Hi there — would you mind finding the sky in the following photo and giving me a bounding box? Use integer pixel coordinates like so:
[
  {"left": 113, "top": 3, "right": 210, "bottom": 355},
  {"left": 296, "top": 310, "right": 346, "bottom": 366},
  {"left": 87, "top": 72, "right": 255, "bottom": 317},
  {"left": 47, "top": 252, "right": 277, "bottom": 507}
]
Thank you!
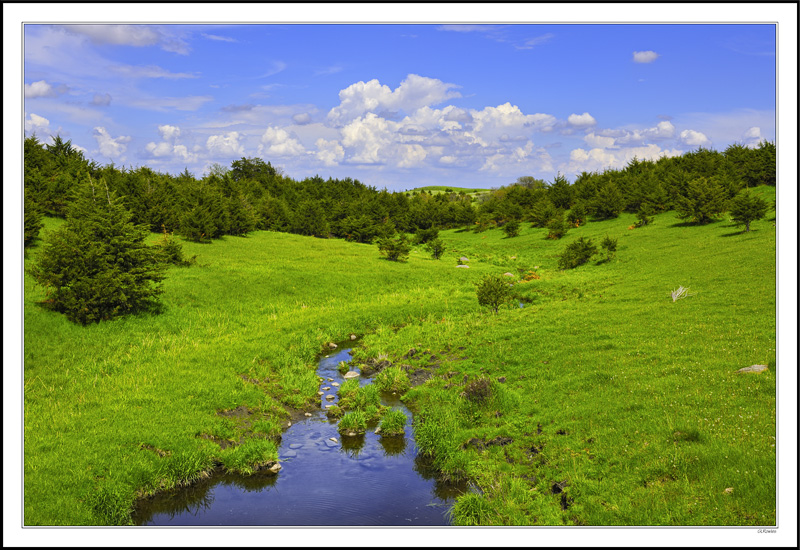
[{"left": 22, "top": 20, "right": 778, "bottom": 191}]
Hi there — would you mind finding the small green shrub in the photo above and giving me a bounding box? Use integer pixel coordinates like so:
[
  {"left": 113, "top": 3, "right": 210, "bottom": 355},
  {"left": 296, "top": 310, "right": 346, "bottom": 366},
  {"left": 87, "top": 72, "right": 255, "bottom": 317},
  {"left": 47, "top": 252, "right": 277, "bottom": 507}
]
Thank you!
[
  {"left": 426, "top": 238, "right": 446, "bottom": 260},
  {"left": 502, "top": 219, "right": 520, "bottom": 238},
  {"left": 154, "top": 225, "right": 196, "bottom": 266},
  {"left": 375, "top": 366, "right": 411, "bottom": 394},
  {"left": 475, "top": 274, "right": 515, "bottom": 314},
  {"left": 566, "top": 203, "right": 587, "bottom": 227},
  {"left": 600, "top": 235, "right": 618, "bottom": 261},
  {"left": 377, "top": 234, "right": 411, "bottom": 262},
  {"left": 557, "top": 237, "right": 597, "bottom": 270},
  {"left": 546, "top": 213, "right": 569, "bottom": 239},
  {"left": 379, "top": 409, "right": 407, "bottom": 436}
]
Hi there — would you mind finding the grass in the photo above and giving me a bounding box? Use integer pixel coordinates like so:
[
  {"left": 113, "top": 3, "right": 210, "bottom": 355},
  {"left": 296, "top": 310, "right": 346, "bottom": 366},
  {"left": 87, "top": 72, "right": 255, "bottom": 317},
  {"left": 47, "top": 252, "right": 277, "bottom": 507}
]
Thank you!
[{"left": 22, "top": 187, "right": 777, "bottom": 526}]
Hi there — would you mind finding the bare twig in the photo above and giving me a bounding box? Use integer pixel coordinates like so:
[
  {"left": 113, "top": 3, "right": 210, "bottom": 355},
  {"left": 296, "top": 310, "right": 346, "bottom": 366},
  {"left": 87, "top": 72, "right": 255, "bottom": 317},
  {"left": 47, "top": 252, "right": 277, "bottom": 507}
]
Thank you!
[{"left": 670, "top": 285, "right": 695, "bottom": 302}]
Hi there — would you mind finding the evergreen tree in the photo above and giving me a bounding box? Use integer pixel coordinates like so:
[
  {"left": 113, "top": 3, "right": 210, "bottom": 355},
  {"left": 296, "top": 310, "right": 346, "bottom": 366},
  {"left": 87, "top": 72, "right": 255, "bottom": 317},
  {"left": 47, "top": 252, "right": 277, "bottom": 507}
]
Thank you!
[
  {"left": 28, "top": 175, "right": 165, "bottom": 324},
  {"left": 590, "top": 183, "right": 624, "bottom": 220},
  {"left": 24, "top": 190, "right": 44, "bottom": 248},
  {"left": 547, "top": 173, "right": 573, "bottom": 210},
  {"left": 728, "top": 190, "right": 769, "bottom": 232},
  {"left": 675, "top": 176, "right": 727, "bottom": 224}
]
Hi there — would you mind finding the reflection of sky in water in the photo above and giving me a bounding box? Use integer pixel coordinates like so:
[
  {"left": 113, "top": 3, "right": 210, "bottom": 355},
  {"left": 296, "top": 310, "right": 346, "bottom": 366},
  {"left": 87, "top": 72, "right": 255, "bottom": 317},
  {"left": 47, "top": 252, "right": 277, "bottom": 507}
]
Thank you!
[{"left": 133, "top": 348, "right": 465, "bottom": 526}]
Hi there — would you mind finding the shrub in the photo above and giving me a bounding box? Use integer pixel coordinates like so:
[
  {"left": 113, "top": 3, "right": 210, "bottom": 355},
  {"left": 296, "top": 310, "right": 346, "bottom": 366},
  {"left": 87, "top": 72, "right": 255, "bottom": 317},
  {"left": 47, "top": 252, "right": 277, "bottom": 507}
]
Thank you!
[
  {"left": 379, "top": 409, "right": 407, "bottom": 436},
  {"left": 546, "top": 212, "right": 569, "bottom": 239},
  {"left": 566, "top": 202, "right": 587, "bottom": 227},
  {"left": 375, "top": 366, "right": 411, "bottom": 394},
  {"left": 502, "top": 219, "right": 521, "bottom": 238},
  {"left": 426, "top": 238, "right": 446, "bottom": 260},
  {"left": 557, "top": 236, "right": 597, "bottom": 270},
  {"left": 24, "top": 192, "right": 43, "bottom": 249},
  {"left": 377, "top": 234, "right": 411, "bottom": 262},
  {"left": 28, "top": 176, "right": 166, "bottom": 325},
  {"left": 476, "top": 274, "right": 515, "bottom": 313},
  {"left": 600, "top": 235, "right": 618, "bottom": 261},
  {"left": 153, "top": 225, "right": 196, "bottom": 266}
]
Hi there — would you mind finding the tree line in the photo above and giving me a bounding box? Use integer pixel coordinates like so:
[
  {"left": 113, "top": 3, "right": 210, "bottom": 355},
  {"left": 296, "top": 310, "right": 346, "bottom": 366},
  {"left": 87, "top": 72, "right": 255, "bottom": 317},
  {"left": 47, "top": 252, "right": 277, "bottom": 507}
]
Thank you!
[{"left": 23, "top": 133, "right": 775, "bottom": 324}]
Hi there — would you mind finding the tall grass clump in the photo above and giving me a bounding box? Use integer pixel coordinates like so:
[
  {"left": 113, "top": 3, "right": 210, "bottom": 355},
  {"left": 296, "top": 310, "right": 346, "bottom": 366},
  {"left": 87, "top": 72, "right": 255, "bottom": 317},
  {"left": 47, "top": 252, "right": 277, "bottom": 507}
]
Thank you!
[
  {"left": 218, "top": 439, "right": 278, "bottom": 475},
  {"left": 374, "top": 365, "right": 411, "bottom": 394},
  {"left": 378, "top": 408, "right": 407, "bottom": 436},
  {"left": 338, "top": 410, "right": 368, "bottom": 435}
]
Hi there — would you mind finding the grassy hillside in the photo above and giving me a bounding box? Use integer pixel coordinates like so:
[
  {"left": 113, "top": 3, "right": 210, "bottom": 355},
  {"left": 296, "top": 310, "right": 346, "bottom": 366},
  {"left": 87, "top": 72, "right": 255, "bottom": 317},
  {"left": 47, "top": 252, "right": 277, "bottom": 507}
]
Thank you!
[
  {"left": 22, "top": 186, "right": 776, "bottom": 526},
  {"left": 403, "top": 185, "right": 491, "bottom": 197}
]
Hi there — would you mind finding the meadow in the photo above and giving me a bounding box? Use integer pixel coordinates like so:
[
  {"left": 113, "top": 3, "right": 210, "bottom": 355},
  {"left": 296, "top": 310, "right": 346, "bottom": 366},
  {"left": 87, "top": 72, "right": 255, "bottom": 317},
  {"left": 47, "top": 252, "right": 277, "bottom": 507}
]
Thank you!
[{"left": 22, "top": 186, "right": 776, "bottom": 526}]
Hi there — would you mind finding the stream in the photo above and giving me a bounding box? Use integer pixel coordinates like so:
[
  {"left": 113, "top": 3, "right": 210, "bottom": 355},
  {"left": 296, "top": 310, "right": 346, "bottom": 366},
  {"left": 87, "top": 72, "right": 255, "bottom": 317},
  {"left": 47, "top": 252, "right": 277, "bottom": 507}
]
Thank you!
[{"left": 132, "top": 347, "right": 465, "bottom": 526}]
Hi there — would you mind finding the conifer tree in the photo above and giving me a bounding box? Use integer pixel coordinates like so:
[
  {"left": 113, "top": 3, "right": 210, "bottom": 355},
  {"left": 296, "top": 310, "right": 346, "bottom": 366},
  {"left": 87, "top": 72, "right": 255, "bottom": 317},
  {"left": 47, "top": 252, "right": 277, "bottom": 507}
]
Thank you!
[
  {"left": 728, "top": 190, "right": 769, "bottom": 232},
  {"left": 675, "top": 176, "right": 727, "bottom": 224},
  {"left": 28, "top": 175, "right": 165, "bottom": 324}
]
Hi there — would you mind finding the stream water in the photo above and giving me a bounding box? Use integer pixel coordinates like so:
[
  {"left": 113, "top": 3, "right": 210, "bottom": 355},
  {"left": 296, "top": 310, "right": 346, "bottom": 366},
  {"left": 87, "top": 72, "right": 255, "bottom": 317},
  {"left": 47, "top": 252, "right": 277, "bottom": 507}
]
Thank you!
[{"left": 132, "top": 347, "right": 465, "bottom": 526}]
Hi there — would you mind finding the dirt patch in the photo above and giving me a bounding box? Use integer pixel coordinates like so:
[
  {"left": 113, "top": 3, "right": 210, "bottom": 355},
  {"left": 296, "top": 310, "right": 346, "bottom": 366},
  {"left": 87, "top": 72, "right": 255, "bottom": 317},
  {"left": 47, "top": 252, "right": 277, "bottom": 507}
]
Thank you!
[
  {"left": 139, "top": 443, "right": 172, "bottom": 457},
  {"left": 218, "top": 405, "right": 254, "bottom": 419}
]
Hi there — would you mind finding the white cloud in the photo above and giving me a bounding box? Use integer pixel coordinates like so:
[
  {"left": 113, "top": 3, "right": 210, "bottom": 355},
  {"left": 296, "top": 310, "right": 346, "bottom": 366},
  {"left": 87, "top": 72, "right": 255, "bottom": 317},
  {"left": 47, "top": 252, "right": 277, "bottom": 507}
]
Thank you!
[
  {"left": 328, "top": 74, "right": 461, "bottom": 125},
  {"left": 93, "top": 127, "right": 131, "bottom": 159},
  {"left": 633, "top": 50, "right": 660, "bottom": 63},
  {"left": 679, "top": 129, "right": 711, "bottom": 147},
  {"left": 158, "top": 124, "right": 181, "bottom": 141},
  {"left": 258, "top": 126, "right": 306, "bottom": 157},
  {"left": 742, "top": 126, "right": 764, "bottom": 147},
  {"left": 439, "top": 155, "right": 457, "bottom": 165},
  {"left": 206, "top": 132, "right": 245, "bottom": 157},
  {"left": 480, "top": 141, "right": 554, "bottom": 174},
  {"left": 584, "top": 132, "right": 616, "bottom": 149},
  {"left": 340, "top": 113, "right": 394, "bottom": 164},
  {"left": 565, "top": 144, "right": 682, "bottom": 175},
  {"left": 647, "top": 120, "right": 676, "bottom": 139},
  {"left": 24, "top": 113, "right": 52, "bottom": 136},
  {"left": 567, "top": 112, "right": 597, "bottom": 127},
  {"left": 397, "top": 144, "right": 427, "bottom": 168},
  {"left": 315, "top": 138, "right": 345, "bottom": 167},
  {"left": 25, "top": 80, "right": 59, "bottom": 98},
  {"left": 61, "top": 25, "right": 190, "bottom": 55}
]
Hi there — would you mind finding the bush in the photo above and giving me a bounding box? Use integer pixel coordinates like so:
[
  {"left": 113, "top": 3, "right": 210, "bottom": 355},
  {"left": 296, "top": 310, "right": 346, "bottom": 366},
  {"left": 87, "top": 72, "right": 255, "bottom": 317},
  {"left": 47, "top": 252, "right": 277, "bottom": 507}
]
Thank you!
[
  {"left": 28, "top": 176, "right": 166, "bottom": 325},
  {"left": 475, "top": 274, "right": 515, "bottom": 313},
  {"left": 546, "top": 212, "right": 569, "bottom": 239},
  {"left": 24, "top": 192, "right": 43, "bottom": 249},
  {"left": 600, "top": 235, "right": 618, "bottom": 261},
  {"left": 557, "top": 237, "right": 597, "bottom": 270},
  {"left": 153, "top": 225, "right": 196, "bottom": 266},
  {"left": 675, "top": 176, "right": 727, "bottom": 224},
  {"left": 502, "top": 219, "right": 521, "bottom": 238},
  {"left": 426, "top": 238, "right": 446, "bottom": 260},
  {"left": 566, "top": 203, "right": 587, "bottom": 227},
  {"left": 377, "top": 234, "right": 411, "bottom": 262}
]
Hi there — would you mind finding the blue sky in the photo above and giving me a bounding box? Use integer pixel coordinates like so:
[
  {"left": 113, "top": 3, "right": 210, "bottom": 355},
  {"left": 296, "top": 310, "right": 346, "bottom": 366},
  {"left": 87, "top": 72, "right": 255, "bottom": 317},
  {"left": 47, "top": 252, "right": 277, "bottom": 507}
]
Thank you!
[{"left": 22, "top": 20, "right": 779, "bottom": 190}]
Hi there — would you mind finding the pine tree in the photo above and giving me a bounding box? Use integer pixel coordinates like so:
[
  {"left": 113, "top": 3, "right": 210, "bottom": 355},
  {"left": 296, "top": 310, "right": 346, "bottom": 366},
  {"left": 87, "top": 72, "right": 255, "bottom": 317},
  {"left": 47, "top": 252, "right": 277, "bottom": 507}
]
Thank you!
[
  {"left": 675, "top": 176, "right": 727, "bottom": 224},
  {"left": 24, "top": 189, "right": 44, "bottom": 249},
  {"left": 28, "top": 175, "right": 165, "bottom": 324},
  {"left": 728, "top": 190, "right": 769, "bottom": 232}
]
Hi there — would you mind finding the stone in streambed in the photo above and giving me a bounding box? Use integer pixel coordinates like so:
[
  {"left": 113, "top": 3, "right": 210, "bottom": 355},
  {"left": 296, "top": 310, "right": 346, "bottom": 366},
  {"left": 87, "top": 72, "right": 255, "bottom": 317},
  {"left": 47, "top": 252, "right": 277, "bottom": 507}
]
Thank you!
[{"left": 343, "top": 371, "right": 360, "bottom": 379}]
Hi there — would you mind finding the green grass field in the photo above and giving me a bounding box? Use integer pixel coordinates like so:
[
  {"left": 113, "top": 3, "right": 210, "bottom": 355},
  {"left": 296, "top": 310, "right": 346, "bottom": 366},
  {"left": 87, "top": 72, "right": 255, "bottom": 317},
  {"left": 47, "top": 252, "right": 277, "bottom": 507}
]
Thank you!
[
  {"left": 22, "top": 186, "right": 778, "bottom": 526},
  {"left": 403, "top": 185, "right": 491, "bottom": 197}
]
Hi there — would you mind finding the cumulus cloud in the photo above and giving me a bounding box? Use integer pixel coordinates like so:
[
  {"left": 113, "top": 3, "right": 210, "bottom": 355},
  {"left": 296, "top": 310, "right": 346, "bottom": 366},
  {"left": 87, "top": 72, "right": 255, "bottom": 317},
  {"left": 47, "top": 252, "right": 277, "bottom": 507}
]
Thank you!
[
  {"left": 93, "top": 127, "right": 131, "bottom": 159},
  {"left": 584, "top": 132, "right": 616, "bottom": 149},
  {"left": 679, "top": 129, "right": 711, "bottom": 147},
  {"left": 258, "top": 126, "right": 306, "bottom": 157},
  {"left": 315, "top": 138, "right": 345, "bottom": 167},
  {"left": 206, "top": 131, "right": 245, "bottom": 157},
  {"left": 567, "top": 112, "right": 597, "bottom": 127},
  {"left": 158, "top": 124, "right": 181, "bottom": 141},
  {"left": 480, "top": 141, "right": 554, "bottom": 174},
  {"left": 742, "top": 126, "right": 764, "bottom": 147},
  {"left": 633, "top": 50, "right": 660, "bottom": 63},
  {"left": 397, "top": 144, "right": 427, "bottom": 168},
  {"left": 565, "top": 144, "right": 682, "bottom": 175},
  {"left": 328, "top": 74, "right": 461, "bottom": 125},
  {"left": 25, "top": 80, "right": 61, "bottom": 98},
  {"left": 340, "top": 113, "right": 394, "bottom": 164},
  {"left": 24, "top": 113, "right": 52, "bottom": 136}
]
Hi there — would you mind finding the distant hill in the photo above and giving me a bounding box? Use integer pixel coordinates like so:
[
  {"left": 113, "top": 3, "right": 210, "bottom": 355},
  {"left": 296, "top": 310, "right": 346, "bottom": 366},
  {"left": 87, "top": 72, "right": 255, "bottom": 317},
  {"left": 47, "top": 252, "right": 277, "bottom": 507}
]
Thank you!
[{"left": 403, "top": 185, "right": 491, "bottom": 196}]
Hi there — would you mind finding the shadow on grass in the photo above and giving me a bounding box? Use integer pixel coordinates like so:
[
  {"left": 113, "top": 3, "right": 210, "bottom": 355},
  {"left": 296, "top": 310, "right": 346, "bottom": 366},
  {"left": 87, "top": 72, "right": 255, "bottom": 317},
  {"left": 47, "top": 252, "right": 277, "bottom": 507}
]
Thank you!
[{"left": 668, "top": 219, "right": 725, "bottom": 228}]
